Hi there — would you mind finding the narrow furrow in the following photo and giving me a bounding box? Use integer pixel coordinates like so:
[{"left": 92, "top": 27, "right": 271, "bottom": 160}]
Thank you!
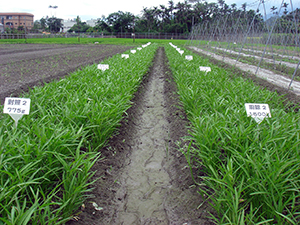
[
  {"left": 112, "top": 47, "right": 171, "bottom": 224},
  {"left": 68, "top": 47, "right": 213, "bottom": 225}
]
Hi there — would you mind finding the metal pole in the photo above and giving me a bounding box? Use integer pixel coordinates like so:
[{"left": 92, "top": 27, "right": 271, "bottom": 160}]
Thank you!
[{"left": 255, "top": 0, "right": 284, "bottom": 75}]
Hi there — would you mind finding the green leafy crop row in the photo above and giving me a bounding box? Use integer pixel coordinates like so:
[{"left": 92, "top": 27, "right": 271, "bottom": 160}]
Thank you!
[
  {"left": 0, "top": 43, "right": 157, "bottom": 224},
  {"left": 166, "top": 43, "right": 300, "bottom": 224}
]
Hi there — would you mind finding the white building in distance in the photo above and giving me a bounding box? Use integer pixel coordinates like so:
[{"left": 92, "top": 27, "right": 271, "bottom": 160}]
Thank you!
[
  {"left": 0, "top": 23, "right": 4, "bottom": 33},
  {"left": 62, "top": 18, "right": 98, "bottom": 32},
  {"left": 62, "top": 19, "right": 76, "bottom": 32},
  {"left": 86, "top": 19, "right": 97, "bottom": 27}
]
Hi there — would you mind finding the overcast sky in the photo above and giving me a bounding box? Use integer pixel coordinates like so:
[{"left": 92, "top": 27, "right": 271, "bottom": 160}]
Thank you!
[{"left": 2, "top": 0, "right": 298, "bottom": 21}]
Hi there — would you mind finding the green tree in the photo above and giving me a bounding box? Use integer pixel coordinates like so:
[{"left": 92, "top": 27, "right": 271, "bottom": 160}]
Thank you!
[
  {"left": 68, "top": 16, "right": 91, "bottom": 33},
  {"left": 106, "top": 11, "right": 134, "bottom": 33},
  {"left": 94, "top": 15, "right": 111, "bottom": 33},
  {"left": 47, "top": 17, "right": 63, "bottom": 33},
  {"left": 40, "top": 18, "right": 47, "bottom": 30}
]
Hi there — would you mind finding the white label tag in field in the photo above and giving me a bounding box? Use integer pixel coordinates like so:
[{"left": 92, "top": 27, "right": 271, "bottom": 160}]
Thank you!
[
  {"left": 130, "top": 50, "right": 136, "bottom": 54},
  {"left": 4, "top": 97, "right": 31, "bottom": 115},
  {"left": 137, "top": 47, "right": 142, "bottom": 51},
  {"left": 185, "top": 55, "right": 193, "bottom": 61},
  {"left": 245, "top": 103, "right": 271, "bottom": 124},
  {"left": 97, "top": 64, "right": 109, "bottom": 71},
  {"left": 178, "top": 50, "right": 184, "bottom": 55},
  {"left": 199, "top": 66, "right": 211, "bottom": 72},
  {"left": 121, "top": 54, "right": 129, "bottom": 59},
  {"left": 4, "top": 97, "right": 31, "bottom": 128}
]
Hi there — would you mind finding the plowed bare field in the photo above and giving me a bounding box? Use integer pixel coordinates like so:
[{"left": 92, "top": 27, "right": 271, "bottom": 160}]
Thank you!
[{"left": 0, "top": 44, "right": 131, "bottom": 104}]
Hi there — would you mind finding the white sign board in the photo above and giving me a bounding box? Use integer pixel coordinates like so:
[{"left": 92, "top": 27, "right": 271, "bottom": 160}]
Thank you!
[
  {"left": 185, "top": 55, "right": 193, "bottom": 61},
  {"left": 4, "top": 98, "right": 31, "bottom": 115},
  {"left": 3, "top": 97, "right": 31, "bottom": 128},
  {"left": 245, "top": 103, "right": 271, "bottom": 124},
  {"left": 137, "top": 47, "right": 142, "bottom": 51},
  {"left": 199, "top": 66, "right": 211, "bottom": 72},
  {"left": 97, "top": 64, "right": 109, "bottom": 71},
  {"left": 178, "top": 50, "right": 184, "bottom": 55},
  {"left": 121, "top": 54, "right": 129, "bottom": 59},
  {"left": 130, "top": 50, "right": 136, "bottom": 54}
]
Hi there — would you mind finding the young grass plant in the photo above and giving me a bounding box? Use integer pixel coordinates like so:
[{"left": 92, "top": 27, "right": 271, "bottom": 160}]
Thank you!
[
  {"left": 0, "top": 43, "right": 157, "bottom": 224},
  {"left": 166, "top": 44, "right": 300, "bottom": 224}
]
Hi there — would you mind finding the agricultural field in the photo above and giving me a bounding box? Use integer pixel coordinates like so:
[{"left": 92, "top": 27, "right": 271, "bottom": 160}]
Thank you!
[
  {"left": 166, "top": 43, "right": 300, "bottom": 224},
  {"left": 0, "top": 38, "right": 300, "bottom": 224},
  {"left": 187, "top": 41, "right": 300, "bottom": 97},
  {"left": 0, "top": 43, "right": 132, "bottom": 104}
]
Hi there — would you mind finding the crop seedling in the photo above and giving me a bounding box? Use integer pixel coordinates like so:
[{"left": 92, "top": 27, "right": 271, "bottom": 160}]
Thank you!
[
  {"left": 166, "top": 44, "right": 300, "bottom": 224},
  {"left": 0, "top": 43, "right": 158, "bottom": 224}
]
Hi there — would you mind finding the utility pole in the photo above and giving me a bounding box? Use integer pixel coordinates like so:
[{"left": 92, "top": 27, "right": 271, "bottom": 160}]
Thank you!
[{"left": 132, "top": 15, "right": 135, "bottom": 43}]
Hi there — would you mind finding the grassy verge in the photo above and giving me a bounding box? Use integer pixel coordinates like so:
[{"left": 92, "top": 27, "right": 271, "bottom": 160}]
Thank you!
[
  {"left": 0, "top": 43, "right": 157, "bottom": 224},
  {"left": 0, "top": 37, "right": 187, "bottom": 46},
  {"left": 166, "top": 43, "right": 300, "bottom": 224}
]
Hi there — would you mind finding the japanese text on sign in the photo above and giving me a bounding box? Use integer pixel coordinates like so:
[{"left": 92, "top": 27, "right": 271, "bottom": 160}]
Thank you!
[
  {"left": 3, "top": 98, "right": 31, "bottom": 115},
  {"left": 245, "top": 103, "right": 271, "bottom": 118}
]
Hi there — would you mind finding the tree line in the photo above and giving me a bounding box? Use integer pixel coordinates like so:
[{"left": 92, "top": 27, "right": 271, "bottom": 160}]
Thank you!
[{"left": 30, "top": 0, "right": 299, "bottom": 34}]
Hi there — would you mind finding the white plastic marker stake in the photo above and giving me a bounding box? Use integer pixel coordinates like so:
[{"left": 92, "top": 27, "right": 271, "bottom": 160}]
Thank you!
[
  {"left": 130, "top": 50, "right": 137, "bottom": 54},
  {"left": 3, "top": 97, "right": 31, "bottom": 128},
  {"left": 97, "top": 64, "right": 109, "bottom": 71},
  {"left": 121, "top": 54, "right": 129, "bottom": 59},
  {"left": 245, "top": 103, "right": 271, "bottom": 124},
  {"left": 178, "top": 50, "right": 184, "bottom": 55},
  {"left": 185, "top": 55, "right": 193, "bottom": 61},
  {"left": 137, "top": 47, "right": 142, "bottom": 51},
  {"left": 199, "top": 66, "right": 211, "bottom": 73},
  {"left": 142, "top": 42, "right": 151, "bottom": 48}
]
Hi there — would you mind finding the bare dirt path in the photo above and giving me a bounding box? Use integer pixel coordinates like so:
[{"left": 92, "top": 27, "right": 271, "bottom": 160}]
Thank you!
[
  {"left": 67, "top": 47, "right": 213, "bottom": 225},
  {"left": 189, "top": 46, "right": 300, "bottom": 96},
  {"left": 212, "top": 46, "right": 299, "bottom": 69}
]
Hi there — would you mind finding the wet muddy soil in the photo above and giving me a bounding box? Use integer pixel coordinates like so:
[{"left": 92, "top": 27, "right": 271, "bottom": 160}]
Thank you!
[{"left": 67, "top": 47, "right": 214, "bottom": 224}]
